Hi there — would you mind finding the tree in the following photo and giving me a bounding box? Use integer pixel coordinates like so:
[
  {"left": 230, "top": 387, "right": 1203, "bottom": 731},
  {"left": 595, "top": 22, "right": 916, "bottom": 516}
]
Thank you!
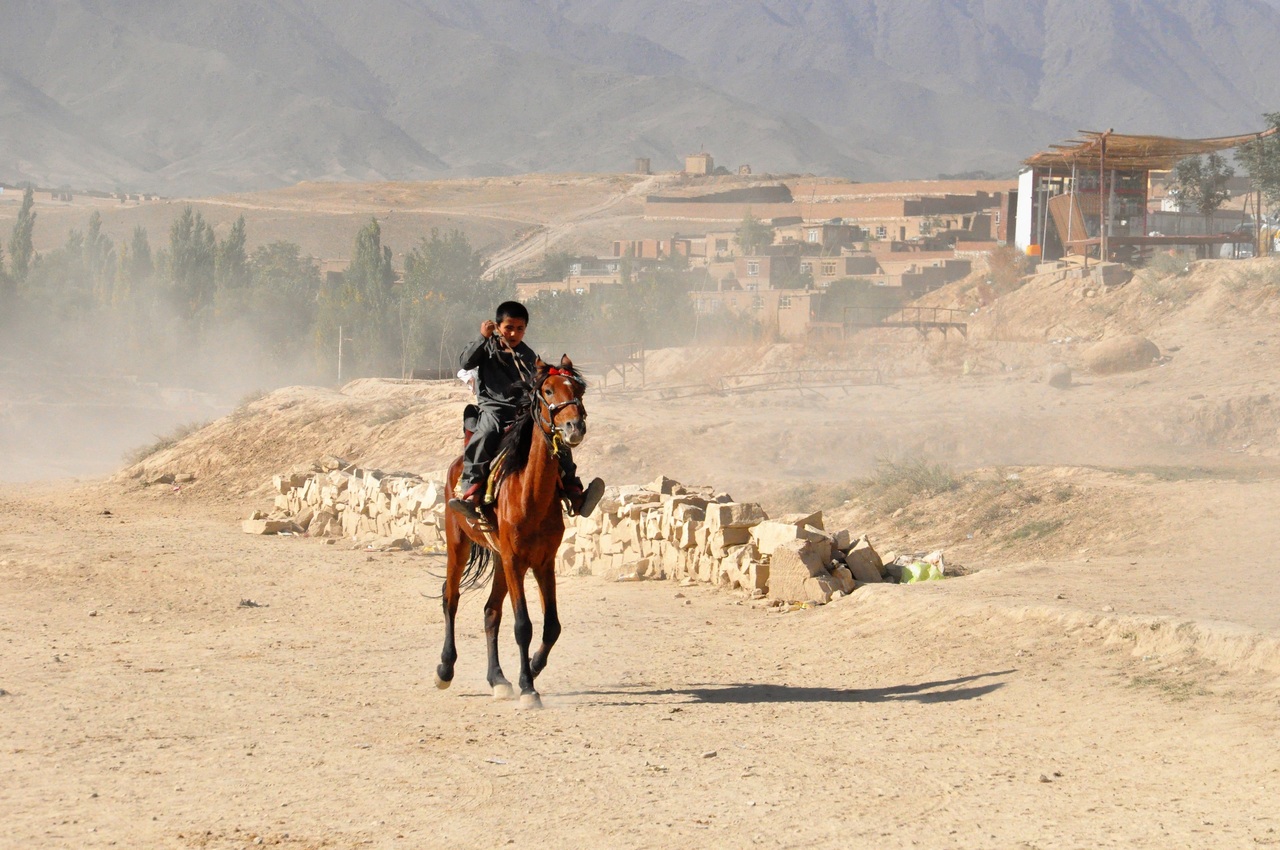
[
  {"left": 117, "top": 225, "right": 154, "bottom": 302},
  {"left": 1238, "top": 112, "right": 1280, "bottom": 217},
  {"left": 1169, "top": 153, "right": 1234, "bottom": 228},
  {"left": 167, "top": 205, "right": 216, "bottom": 320},
  {"left": 83, "top": 211, "right": 117, "bottom": 306},
  {"left": 540, "top": 249, "right": 574, "bottom": 281},
  {"left": 244, "top": 241, "right": 322, "bottom": 367},
  {"left": 0, "top": 239, "right": 12, "bottom": 314},
  {"left": 401, "top": 228, "right": 498, "bottom": 374},
  {"left": 8, "top": 187, "right": 36, "bottom": 283},
  {"left": 21, "top": 215, "right": 112, "bottom": 320},
  {"left": 735, "top": 212, "right": 773, "bottom": 255},
  {"left": 215, "top": 215, "right": 249, "bottom": 291},
  {"left": 315, "top": 218, "right": 397, "bottom": 377}
]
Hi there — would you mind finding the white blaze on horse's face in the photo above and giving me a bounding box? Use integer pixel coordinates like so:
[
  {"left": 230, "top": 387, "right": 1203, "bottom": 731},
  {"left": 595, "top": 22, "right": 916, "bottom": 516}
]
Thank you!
[{"left": 541, "top": 374, "right": 586, "bottom": 447}]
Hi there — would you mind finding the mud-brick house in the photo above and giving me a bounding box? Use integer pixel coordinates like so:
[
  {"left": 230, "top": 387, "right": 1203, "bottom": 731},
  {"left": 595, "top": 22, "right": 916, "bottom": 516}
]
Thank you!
[
  {"left": 684, "top": 152, "right": 714, "bottom": 175},
  {"left": 800, "top": 253, "right": 881, "bottom": 288},
  {"left": 732, "top": 254, "right": 802, "bottom": 291},
  {"left": 693, "top": 287, "right": 822, "bottom": 339},
  {"left": 775, "top": 221, "right": 866, "bottom": 252},
  {"left": 611, "top": 236, "right": 701, "bottom": 260}
]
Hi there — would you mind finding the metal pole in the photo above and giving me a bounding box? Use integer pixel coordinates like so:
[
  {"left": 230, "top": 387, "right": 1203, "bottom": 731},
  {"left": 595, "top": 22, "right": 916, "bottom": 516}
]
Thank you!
[
  {"left": 1040, "top": 166, "right": 1054, "bottom": 259},
  {"left": 1066, "top": 161, "right": 1077, "bottom": 253},
  {"left": 1099, "top": 131, "right": 1109, "bottom": 262}
]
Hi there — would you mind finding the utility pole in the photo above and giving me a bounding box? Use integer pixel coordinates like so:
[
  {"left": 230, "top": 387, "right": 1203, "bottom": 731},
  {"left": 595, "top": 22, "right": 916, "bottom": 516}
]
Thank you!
[{"left": 337, "top": 325, "right": 353, "bottom": 385}]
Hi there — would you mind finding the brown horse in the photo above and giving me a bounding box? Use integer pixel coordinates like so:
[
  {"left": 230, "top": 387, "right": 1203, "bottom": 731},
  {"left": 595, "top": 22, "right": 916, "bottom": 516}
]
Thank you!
[{"left": 435, "top": 354, "right": 589, "bottom": 709}]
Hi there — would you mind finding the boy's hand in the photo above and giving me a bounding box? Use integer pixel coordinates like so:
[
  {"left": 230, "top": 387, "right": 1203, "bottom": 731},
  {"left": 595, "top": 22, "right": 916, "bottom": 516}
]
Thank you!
[{"left": 480, "top": 320, "right": 496, "bottom": 338}]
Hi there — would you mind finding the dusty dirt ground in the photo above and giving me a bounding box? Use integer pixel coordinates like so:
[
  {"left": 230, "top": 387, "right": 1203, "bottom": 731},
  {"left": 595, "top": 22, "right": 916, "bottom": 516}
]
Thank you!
[{"left": 7, "top": 258, "right": 1280, "bottom": 848}]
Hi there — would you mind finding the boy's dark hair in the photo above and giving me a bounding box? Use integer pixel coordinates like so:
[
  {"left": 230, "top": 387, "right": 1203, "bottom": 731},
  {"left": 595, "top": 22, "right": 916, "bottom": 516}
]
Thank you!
[{"left": 495, "top": 301, "right": 529, "bottom": 325}]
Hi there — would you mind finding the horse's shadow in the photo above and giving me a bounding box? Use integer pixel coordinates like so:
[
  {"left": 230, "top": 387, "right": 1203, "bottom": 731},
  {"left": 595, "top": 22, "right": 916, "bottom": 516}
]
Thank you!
[{"left": 563, "top": 670, "right": 1011, "bottom": 706}]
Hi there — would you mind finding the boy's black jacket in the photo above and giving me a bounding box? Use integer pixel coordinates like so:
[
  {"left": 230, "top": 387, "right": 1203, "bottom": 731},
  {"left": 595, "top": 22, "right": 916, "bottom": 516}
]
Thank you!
[{"left": 459, "top": 335, "right": 539, "bottom": 413}]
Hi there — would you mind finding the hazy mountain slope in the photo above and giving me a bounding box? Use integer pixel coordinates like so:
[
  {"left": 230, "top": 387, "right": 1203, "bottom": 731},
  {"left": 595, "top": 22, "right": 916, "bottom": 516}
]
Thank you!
[
  {"left": 2, "top": 0, "right": 1280, "bottom": 194},
  {"left": 0, "top": 0, "right": 445, "bottom": 194},
  {"left": 298, "top": 0, "right": 873, "bottom": 178},
  {"left": 551, "top": 0, "right": 1280, "bottom": 169}
]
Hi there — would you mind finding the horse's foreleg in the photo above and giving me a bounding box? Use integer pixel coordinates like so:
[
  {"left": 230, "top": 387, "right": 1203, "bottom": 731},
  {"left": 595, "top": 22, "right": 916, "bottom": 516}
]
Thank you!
[
  {"left": 529, "top": 564, "right": 561, "bottom": 680},
  {"left": 436, "top": 586, "right": 460, "bottom": 689},
  {"left": 484, "top": 559, "right": 513, "bottom": 700},
  {"left": 505, "top": 563, "right": 540, "bottom": 709},
  {"left": 435, "top": 531, "right": 468, "bottom": 689}
]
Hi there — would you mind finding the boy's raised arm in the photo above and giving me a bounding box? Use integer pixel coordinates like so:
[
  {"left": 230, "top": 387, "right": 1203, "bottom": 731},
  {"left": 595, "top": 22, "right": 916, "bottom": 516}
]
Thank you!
[{"left": 459, "top": 320, "right": 496, "bottom": 369}]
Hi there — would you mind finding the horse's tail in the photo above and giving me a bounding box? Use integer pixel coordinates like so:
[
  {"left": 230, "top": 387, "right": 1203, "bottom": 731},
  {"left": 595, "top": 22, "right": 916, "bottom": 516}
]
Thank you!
[{"left": 460, "top": 542, "right": 494, "bottom": 592}]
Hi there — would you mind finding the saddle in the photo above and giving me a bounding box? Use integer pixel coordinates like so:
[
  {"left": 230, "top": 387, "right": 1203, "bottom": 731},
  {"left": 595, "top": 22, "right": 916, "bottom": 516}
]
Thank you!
[
  {"left": 456, "top": 403, "right": 510, "bottom": 510},
  {"left": 455, "top": 404, "right": 585, "bottom": 517}
]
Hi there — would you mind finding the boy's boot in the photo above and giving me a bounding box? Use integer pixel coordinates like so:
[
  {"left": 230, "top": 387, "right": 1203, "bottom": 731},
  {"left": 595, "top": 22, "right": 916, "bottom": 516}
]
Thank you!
[
  {"left": 448, "top": 481, "right": 485, "bottom": 521},
  {"left": 563, "top": 477, "right": 605, "bottom": 518}
]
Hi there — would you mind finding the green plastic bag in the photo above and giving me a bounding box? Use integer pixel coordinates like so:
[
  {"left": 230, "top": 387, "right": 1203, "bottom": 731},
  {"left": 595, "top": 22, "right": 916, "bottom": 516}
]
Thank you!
[{"left": 901, "top": 560, "right": 944, "bottom": 583}]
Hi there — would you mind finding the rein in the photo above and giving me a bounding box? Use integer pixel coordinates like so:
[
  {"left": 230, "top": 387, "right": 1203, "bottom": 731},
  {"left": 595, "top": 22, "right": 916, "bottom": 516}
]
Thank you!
[
  {"left": 534, "top": 370, "right": 584, "bottom": 457},
  {"left": 492, "top": 334, "right": 533, "bottom": 382}
]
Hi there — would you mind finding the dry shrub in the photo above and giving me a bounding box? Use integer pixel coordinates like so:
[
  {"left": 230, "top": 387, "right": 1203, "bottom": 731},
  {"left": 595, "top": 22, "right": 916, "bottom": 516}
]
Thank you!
[{"left": 985, "top": 244, "right": 1031, "bottom": 295}]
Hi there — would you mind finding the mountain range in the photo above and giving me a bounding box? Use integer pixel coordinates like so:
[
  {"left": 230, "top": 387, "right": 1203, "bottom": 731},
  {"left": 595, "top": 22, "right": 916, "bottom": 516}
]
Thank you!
[{"left": 2, "top": 0, "right": 1279, "bottom": 196}]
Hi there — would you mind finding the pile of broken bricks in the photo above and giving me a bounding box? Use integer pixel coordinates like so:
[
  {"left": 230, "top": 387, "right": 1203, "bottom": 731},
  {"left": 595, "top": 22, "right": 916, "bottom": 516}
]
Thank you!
[
  {"left": 245, "top": 456, "right": 447, "bottom": 551},
  {"left": 558, "top": 475, "right": 918, "bottom": 606},
  {"left": 250, "top": 465, "right": 942, "bottom": 604}
]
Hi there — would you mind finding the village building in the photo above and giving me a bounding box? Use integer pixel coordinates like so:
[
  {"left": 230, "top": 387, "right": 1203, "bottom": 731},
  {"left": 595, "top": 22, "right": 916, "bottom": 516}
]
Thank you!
[
  {"left": 684, "top": 152, "right": 714, "bottom": 176},
  {"left": 1015, "top": 128, "right": 1275, "bottom": 262},
  {"left": 611, "top": 236, "right": 700, "bottom": 261}
]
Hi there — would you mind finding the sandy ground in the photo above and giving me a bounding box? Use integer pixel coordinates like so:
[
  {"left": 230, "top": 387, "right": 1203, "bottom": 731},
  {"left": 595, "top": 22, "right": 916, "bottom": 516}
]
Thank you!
[
  {"left": 8, "top": 255, "right": 1280, "bottom": 848},
  {"left": 3, "top": 475, "right": 1280, "bottom": 850}
]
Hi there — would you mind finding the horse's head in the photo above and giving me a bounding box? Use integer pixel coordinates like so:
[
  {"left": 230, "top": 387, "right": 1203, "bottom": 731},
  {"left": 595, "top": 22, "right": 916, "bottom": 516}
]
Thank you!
[{"left": 533, "top": 354, "right": 587, "bottom": 448}]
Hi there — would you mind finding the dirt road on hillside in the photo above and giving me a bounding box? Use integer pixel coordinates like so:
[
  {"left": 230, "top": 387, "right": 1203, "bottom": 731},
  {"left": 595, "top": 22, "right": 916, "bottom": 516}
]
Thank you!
[
  {"left": 483, "top": 175, "right": 666, "bottom": 278},
  {"left": 4, "top": 482, "right": 1280, "bottom": 850}
]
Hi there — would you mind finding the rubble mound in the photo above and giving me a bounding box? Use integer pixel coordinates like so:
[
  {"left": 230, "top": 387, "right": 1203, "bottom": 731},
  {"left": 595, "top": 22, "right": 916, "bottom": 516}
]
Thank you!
[{"left": 115, "top": 380, "right": 472, "bottom": 496}]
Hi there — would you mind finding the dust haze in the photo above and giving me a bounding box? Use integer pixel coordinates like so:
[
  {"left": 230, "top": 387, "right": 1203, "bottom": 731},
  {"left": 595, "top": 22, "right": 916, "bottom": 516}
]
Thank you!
[{"left": 0, "top": 274, "right": 321, "bottom": 483}]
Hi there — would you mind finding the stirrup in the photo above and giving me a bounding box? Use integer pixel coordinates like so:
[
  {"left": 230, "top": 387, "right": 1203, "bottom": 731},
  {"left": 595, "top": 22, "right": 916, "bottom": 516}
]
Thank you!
[
  {"left": 569, "top": 477, "right": 605, "bottom": 518},
  {"left": 449, "top": 483, "right": 485, "bottom": 521},
  {"left": 448, "top": 497, "right": 483, "bottom": 521}
]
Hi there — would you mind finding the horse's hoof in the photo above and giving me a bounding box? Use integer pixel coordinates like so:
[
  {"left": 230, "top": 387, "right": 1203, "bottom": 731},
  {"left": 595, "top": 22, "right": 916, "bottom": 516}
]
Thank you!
[
  {"left": 519, "top": 692, "right": 543, "bottom": 710},
  {"left": 435, "top": 675, "right": 451, "bottom": 690},
  {"left": 492, "top": 682, "right": 514, "bottom": 700}
]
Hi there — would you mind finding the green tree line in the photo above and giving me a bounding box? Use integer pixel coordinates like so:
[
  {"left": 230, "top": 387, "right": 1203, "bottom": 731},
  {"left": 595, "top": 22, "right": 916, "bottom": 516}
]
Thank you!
[{"left": 0, "top": 199, "right": 733, "bottom": 390}]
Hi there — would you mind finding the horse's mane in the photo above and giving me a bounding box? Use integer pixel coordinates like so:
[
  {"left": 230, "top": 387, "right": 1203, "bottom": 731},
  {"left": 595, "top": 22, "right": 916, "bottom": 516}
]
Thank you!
[{"left": 495, "top": 361, "right": 585, "bottom": 482}]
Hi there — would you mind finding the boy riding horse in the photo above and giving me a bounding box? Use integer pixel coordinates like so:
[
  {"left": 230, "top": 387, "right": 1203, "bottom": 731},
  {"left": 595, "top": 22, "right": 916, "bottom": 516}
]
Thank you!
[{"left": 447, "top": 300, "right": 604, "bottom": 521}]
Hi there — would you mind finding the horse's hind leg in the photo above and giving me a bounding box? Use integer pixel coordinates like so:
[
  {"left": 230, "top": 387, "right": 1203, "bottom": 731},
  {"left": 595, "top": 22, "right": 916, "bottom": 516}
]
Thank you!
[
  {"left": 529, "top": 563, "right": 561, "bottom": 680},
  {"left": 435, "top": 524, "right": 468, "bottom": 689},
  {"left": 484, "top": 558, "right": 514, "bottom": 700}
]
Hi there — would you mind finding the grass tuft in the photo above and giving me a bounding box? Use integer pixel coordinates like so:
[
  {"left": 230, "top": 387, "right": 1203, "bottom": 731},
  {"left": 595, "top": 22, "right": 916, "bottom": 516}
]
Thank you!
[
  {"left": 857, "top": 457, "right": 959, "bottom": 513},
  {"left": 1006, "top": 519, "right": 1064, "bottom": 541},
  {"left": 124, "top": 420, "right": 211, "bottom": 466}
]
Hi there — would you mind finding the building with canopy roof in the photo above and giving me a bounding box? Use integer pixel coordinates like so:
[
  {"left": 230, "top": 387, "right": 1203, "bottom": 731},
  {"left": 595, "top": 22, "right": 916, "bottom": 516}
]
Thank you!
[{"left": 1015, "top": 127, "right": 1276, "bottom": 262}]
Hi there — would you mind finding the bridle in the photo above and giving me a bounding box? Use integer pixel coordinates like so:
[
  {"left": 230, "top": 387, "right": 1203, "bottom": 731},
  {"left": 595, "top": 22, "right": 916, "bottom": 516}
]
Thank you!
[{"left": 535, "top": 367, "right": 585, "bottom": 453}]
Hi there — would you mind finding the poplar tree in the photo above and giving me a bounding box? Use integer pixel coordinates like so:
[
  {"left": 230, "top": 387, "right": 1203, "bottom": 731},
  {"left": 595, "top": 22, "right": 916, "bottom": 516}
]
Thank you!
[
  {"left": 167, "top": 205, "right": 216, "bottom": 320},
  {"left": 215, "top": 215, "right": 249, "bottom": 290},
  {"left": 8, "top": 187, "right": 36, "bottom": 283}
]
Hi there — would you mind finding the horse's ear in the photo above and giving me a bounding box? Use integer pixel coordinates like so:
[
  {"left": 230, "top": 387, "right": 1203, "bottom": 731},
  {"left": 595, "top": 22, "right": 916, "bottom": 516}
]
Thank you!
[
  {"left": 560, "top": 353, "right": 573, "bottom": 370},
  {"left": 534, "top": 356, "right": 547, "bottom": 371}
]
